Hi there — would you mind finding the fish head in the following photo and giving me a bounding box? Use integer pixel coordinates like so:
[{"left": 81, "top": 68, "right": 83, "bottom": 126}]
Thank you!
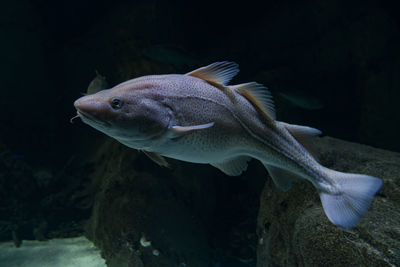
[{"left": 74, "top": 83, "right": 173, "bottom": 148}]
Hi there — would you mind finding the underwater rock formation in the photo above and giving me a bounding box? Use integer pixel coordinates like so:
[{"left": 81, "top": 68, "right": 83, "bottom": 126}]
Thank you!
[
  {"left": 85, "top": 135, "right": 399, "bottom": 266},
  {"left": 85, "top": 139, "right": 261, "bottom": 267},
  {"left": 85, "top": 141, "right": 210, "bottom": 267},
  {"left": 257, "top": 136, "right": 400, "bottom": 267},
  {"left": 0, "top": 140, "right": 93, "bottom": 243}
]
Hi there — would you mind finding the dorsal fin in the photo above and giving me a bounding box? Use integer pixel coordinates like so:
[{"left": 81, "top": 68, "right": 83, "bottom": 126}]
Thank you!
[
  {"left": 186, "top": 61, "right": 239, "bottom": 86},
  {"left": 232, "top": 82, "right": 276, "bottom": 120},
  {"left": 280, "top": 122, "right": 322, "bottom": 159},
  {"left": 282, "top": 123, "right": 322, "bottom": 138}
]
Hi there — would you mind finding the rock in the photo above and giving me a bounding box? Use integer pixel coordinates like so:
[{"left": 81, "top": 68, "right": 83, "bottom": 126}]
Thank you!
[
  {"left": 85, "top": 140, "right": 215, "bottom": 267},
  {"left": 256, "top": 136, "right": 400, "bottom": 267},
  {"left": 85, "top": 139, "right": 263, "bottom": 266},
  {"left": 84, "top": 135, "right": 400, "bottom": 266},
  {"left": 0, "top": 141, "right": 93, "bottom": 242},
  {"left": 79, "top": 123, "right": 400, "bottom": 267}
]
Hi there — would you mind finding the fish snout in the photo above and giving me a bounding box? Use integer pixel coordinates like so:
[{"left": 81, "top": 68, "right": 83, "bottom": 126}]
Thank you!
[{"left": 74, "top": 96, "right": 109, "bottom": 121}]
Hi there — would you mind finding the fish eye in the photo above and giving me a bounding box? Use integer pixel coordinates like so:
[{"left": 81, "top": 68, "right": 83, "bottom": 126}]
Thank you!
[{"left": 111, "top": 98, "right": 123, "bottom": 109}]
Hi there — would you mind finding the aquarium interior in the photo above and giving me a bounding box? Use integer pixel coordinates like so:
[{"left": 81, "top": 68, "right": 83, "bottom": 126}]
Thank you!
[{"left": 0, "top": 0, "right": 400, "bottom": 266}]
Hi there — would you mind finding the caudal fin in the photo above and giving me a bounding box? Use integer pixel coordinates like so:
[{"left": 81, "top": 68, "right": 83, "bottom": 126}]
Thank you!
[{"left": 319, "top": 171, "right": 382, "bottom": 229}]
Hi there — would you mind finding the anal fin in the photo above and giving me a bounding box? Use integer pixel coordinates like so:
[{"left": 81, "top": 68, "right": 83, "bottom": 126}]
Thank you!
[
  {"left": 263, "top": 164, "right": 302, "bottom": 192},
  {"left": 211, "top": 156, "right": 251, "bottom": 176},
  {"left": 142, "top": 151, "right": 169, "bottom": 167}
]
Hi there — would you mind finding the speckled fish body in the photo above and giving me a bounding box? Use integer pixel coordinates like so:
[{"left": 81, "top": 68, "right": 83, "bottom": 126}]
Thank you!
[
  {"left": 115, "top": 74, "right": 311, "bottom": 174},
  {"left": 74, "top": 62, "right": 382, "bottom": 229}
]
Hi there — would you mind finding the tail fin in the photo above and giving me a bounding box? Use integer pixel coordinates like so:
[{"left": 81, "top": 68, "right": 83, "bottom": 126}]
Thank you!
[{"left": 319, "top": 170, "right": 382, "bottom": 229}]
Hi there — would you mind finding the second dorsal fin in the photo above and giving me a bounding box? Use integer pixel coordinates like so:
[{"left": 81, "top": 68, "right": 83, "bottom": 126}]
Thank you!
[
  {"left": 186, "top": 61, "right": 239, "bottom": 86},
  {"left": 232, "top": 82, "right": 276, "bottom": 120}
]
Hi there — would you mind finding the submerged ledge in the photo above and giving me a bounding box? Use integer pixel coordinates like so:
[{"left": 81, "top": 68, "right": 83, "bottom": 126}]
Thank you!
[{"left": 0, "top": 236, "right": 106, "bottom": 267}]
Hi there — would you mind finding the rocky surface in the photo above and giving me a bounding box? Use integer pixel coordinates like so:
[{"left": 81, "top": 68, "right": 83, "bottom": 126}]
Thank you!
[
  {"left": 256, "top": 136, "right": 400, "bottom": 267},
  {"left": 0, "top": 141, "right": 92, "bottom": 243},
  {"left": 85, "top": 139, "right": 263, "bottom": 267},
  {"left": 83, "top": 134, "right": 400, "bottom": 267}
]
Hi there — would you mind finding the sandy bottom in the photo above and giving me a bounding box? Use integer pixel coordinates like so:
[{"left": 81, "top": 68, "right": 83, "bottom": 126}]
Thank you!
[{"left": 0, "top": 236, "right": 106, "bottom": 267}]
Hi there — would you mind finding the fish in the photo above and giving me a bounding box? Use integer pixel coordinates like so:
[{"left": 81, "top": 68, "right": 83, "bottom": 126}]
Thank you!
[
  {"left": 73, "top": 61, "right": 382, "bottom": 229},
  {"left": 86, "top": 70, "right": 108, "bottom": 95},
  {"left": 71, "top": 71, "right": 109, "bottom": 124}
]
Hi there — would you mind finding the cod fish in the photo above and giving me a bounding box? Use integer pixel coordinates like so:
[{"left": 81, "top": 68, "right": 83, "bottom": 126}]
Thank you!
[{"left": 73, "top": 62, "right": 382, "bottom": 229}]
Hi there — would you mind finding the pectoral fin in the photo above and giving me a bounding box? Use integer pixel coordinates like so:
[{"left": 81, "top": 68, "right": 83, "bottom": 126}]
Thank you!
[
  {"left": 170, "top": 122, "right": 214, "bottom": 136},
  {"left": 211, "top": 156, "right": 251, "bottom": 176},
  {"left": 142, "top": 151, "right": 169, "bottom": 167},
  {"left": 263, "top": 164, "right": 302, "bottom": 192}
]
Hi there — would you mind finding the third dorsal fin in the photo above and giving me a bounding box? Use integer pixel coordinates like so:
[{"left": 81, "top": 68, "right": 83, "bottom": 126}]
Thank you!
[
  {"left": 232, "top": 82, "right": 276, "bottom": 120},
  {"left": 186, "top": 61, "right": 239, "bottom": 86},
  {"left": 280, "top": 122, "right": 322, "bottom": 159}
]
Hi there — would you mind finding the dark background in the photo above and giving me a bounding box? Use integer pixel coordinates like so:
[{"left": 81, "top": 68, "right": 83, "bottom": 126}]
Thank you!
[{"left": 1, "top": 0, "right": 400, "bottom": 171}]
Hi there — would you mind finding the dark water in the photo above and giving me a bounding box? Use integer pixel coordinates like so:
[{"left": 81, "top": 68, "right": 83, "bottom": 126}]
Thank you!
[{"left": 0, "top": 0, "right": 399, "bottom": 266}]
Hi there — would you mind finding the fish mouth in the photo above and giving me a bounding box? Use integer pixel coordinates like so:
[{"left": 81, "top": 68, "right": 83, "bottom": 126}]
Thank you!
[{"left": 75, "top": 110, "right": 111, "bottom": 127}]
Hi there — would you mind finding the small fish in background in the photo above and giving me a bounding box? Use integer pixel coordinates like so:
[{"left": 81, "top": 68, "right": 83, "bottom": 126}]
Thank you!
[
  {"left": 142, "top": 44, "right": 204, "bottom": 70},
  {"left": 73, "top": 62, "right": 382, "bottom": 229},
  {"left": 86, "top": 70, "right": 108, "bottom": 95},
  {"left": 278, "top": 90, "right": 324, "bottom": 110}
]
